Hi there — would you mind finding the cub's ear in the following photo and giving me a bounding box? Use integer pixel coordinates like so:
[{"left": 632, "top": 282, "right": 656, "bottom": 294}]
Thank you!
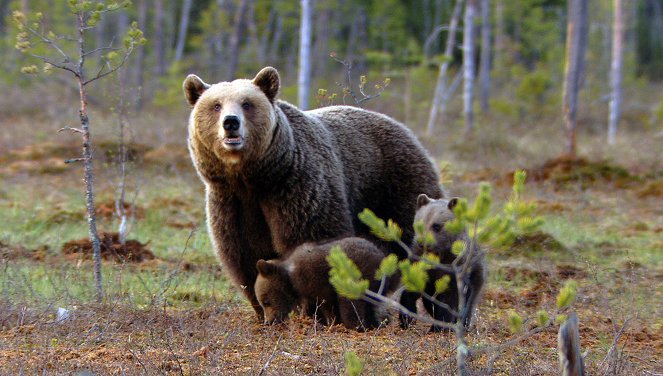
[
  {"left": 417, "top": 194, "right": 433, "bottom": 209},
  {"left": 253, "top": 67, "right": 280, "bottom": 103},
  {"left": 183, "top": 74, "right": 211, "bottom": 106},
  {"left": 447, "top": 197, "right": 459, "bottom": 211},
  {"left": 256, "top": 259, "right": 279, "bottom": 276}
]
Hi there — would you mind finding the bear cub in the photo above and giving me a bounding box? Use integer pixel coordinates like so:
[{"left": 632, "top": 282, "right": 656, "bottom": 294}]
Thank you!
[
  {"left": 399, "top": 194, "right": 486, "bottom": 332},
  {"left": 255, "top": 237, "right": 397, "bottom": 331}
]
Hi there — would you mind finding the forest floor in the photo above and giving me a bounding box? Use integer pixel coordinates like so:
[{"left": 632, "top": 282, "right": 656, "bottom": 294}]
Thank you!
[{"left": 0, "top": 116, "right": 662, "bottom": 375}]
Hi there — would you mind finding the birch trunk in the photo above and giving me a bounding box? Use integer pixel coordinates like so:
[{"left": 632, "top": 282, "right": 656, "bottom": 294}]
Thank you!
[
  {"left": 608, "top": 0, "right": 624, "bottom": 145},
  {"left": 426, "top": 0, "right": 465, "bottom": 136},
  {"left": 226, "top": 0, "right": 251, "bottom": 80},
  {"left": 562, "top": 0, "right": 588, "bottom": 156},
  {"left": 298, "top": 0, "right": 313, "bottom": 110},
  {"left": 463, "top": 0, "right": 477, "bottom": 135},
  {"left": 174, "top": 0, "right": 192, "bottom": 63},
  {"left": 478, "top": 0, "right": 491, "bottom": 113}
]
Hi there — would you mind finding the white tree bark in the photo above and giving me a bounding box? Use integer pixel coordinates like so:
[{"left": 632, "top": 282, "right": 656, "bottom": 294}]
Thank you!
[
  {"left": 174, "top": 0, "right": 192, "bottom": 63},
  {"left": 562, "top": 0, "right": 588, "bottom": 156},
  {"left": 608, "top": 0, "right": 624, "bottom": 145},
  {"left": 463, "top": 0, "right": 477, "bottom": 135},
  {"left": 478, "top": 0, "right": 491, "bottom": 113},
  {"left": 426, "top": 0, "right": 464, "bottom": 136},
  {"left": 298, "top": 0, "right": 313, "bottom": 110}
]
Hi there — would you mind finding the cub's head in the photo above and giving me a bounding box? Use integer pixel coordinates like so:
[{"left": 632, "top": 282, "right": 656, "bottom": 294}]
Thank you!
[
  {"left": 255, "top": 259, "right": 297, "bottom": 325},
  {"left": 183, "top": 67, "right": 280, "bottom": 167},
  {"left": 414, "top": 194, "right": 464, "bottom": 261}
]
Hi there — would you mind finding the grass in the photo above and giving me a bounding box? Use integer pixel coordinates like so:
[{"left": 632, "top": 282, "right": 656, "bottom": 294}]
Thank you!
[{"left": 0, "top": 86, "right": 662, "bottom": 373}]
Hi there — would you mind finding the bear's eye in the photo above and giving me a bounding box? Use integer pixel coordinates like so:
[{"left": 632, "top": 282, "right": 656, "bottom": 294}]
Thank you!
[
  {"left": 262, "top": 298, "right": 270, "bottom": 307},
  {"left": 241, "top": 101, "right": 252, "bottom": 110},
  {"left": 431, "top": 223, "right": 442, "bottom": 233},
  {"left": 213, "top": 103, "right": 221, "bottom": 112}
]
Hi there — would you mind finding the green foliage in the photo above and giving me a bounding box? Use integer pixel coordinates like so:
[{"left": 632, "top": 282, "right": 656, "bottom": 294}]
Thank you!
[
  {"left": 343, "top": 351, "right": 364, "bottom": 376},
  {"left": 374, "top": 254, "right": 398, "bottom": 280},
  {"left": 556, "top": 280, "right": 577, "bottom": 310},
  {"left": 536, "top": 310, "right": 549, "bottom": 327},
  {"left": 556, "top": 314, "right": 568, "bottom": 325},
  {"left": 398, "top": 259, "right": 431, "bottom": 293},
  {"left": 434, "top": 275, "right": 451, "bottom": 295},
  {"left": 327, "top": 246, "right": 369, "bottom": 300},
  {"left": 414, "top": 220, "right": 436, "bottom": 247},
  {"left": 451, "top": 240, "right": 466, "bottom": 257},
  {"left": 507, "top": 310, "right": 523, "bottom": 334},
  {"left": 357, "top": 208, "right": 402, "bottom": 242}
]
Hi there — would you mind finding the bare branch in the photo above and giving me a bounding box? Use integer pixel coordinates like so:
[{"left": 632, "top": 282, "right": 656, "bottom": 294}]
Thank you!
[
  {"left": 28, "top": 53, "right": 79, "bottom": 76},
  {"left": 23, "top": 23, "right": 71, "bottom": 64},
  {"left": 83, "top": 44, "right": 136, "bottom": 86},
  {"left": 58, "top": 126, "right": 85, "bottom": 134},
  {"left": 64, "top": 158, "right": 86, "bottom": 164}
]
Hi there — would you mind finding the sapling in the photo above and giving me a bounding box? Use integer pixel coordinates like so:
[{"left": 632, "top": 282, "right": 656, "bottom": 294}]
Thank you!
[
  {"left": 13, "top": 0, "right": 145, "bottom": 302},
  {"left": 329, "top": 171, "right": 582, "bottom": 375}
]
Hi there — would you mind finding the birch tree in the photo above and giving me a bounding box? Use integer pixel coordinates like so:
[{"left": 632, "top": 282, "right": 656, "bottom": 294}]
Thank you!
[
  {"left": 478, "top": 0, "right": 491, "bottom": 113},
  {"left": 226, "top": 0, "right": 251, "bottom": 80},
  {"left": 174, "top": 0, "right": 192, "bottom": 63},
  {"left": 426, "top": 0, "right": 464, "bottom": 136},
  {"left": 562, "top": 0, "right": 588, "bottom": 156},
  {"left": 608, "top": 0, "right": 624, "bottom": 145},
  {"left": 463, "top": 0, "right": 477, "bottom": 135},
  {"left": 298, "top": 0, "right": 313, "bottom": 110}
]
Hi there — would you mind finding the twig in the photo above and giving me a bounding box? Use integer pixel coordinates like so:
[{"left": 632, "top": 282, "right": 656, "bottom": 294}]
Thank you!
[
  {"left": 258, "top": 334, "right": 283, "bottom": 376},
  {"left": 58, "top": 126, "right": 85, "bottom": 134},
  {"left": 600, "top": 315, "right": 635, "bottom": 375}
]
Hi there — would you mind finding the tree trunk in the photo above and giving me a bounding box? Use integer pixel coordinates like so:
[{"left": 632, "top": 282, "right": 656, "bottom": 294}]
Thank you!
[
  {"left": 77, "top": 13, "right": 103, "bottom": 303},
  {"left": 258, "top": 7, "right": 275, "bottom": 66},
  {"left": 494, "top": 0, "right": 505, "bottom": 72},
  {"left": 226, "top": 0, "right": 251, "bottom": 80},
  {"left": 608, "top": 0, "right": 624, "bottom": 145},
  {"left": 478, "top": 0, "right": 491, "bottom": 113},
  {"left": 298, "top": 0, "right": 313, "bottom": 110},
  {"left": 154, "top": 0, "right": 166, "bottom": 76},
  {"left": 562, "top": 0, "right": 588, "bottom": 156},
  {"left": 174, "top": 0, "right": 192, "bottom": 63},
  {"left": 426, "top": 0, "right": 464, "bottom": 136},
  {"left": 134, "top": 0, "right": 148, "bottom": 110},
  {"left": 268, "top": 12, "right": 283, "bottom": 64},
  {"left": 463, "top": 0, "right": 477, "bottom": 135}
]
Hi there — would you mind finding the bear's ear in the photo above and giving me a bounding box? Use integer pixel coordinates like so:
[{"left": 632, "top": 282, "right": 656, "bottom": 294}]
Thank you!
[
  {"left": 183, "top": 74, "right": 211, "bottom": 106},
  {"left": 256, "top": 259, "right": 279, "bottom": 276},
  {"left": 447, "top": 197, "right": 459, "bottom": 211},
  {"left": 253, "top": 67, "right": 280, "bottom": 103},
  {"left": 417, "top": 194, "right": 433, "bottom": 209}
]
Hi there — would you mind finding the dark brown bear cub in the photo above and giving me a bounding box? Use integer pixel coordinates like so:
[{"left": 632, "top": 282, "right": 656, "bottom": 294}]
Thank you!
[
  {"left": 399, "top": 194, "right": 486, "bottom": 332},
  {"left": 255, "top": 237, "right": 396, "bottom": 331}
]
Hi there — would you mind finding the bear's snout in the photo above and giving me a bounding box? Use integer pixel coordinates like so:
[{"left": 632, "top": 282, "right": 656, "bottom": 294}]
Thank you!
[{"left": 223, "top": 115, "right": 240, "bottom": 131}]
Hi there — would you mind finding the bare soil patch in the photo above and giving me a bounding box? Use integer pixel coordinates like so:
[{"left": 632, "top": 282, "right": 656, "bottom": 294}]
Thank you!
[
  {"left": 62, "top": 232, "right": 154, "bottom": 263},
  {"left": 94, "top": 200, "right": 145, "bottom": 220}
]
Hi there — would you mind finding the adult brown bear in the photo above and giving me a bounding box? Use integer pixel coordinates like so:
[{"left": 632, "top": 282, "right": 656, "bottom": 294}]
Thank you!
[{"left": 183, "top": 67, "right": 442, "bottom": 318}]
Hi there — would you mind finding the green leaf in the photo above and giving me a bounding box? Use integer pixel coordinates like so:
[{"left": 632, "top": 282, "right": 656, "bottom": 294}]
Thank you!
[
  {"left": 399, "top": 260, "right": 429, "bottom": 293},
  {"left": 451, "top": 240, "right": 466, "bottom": 256},
  {"left": 327, "top": 246, "right": 369, "bottom": 300},
  {"left": 374, "top": 254, "right": 398, "bottom": 280},
  {"left": 434, "top": 275, "right": 451, "bottom": 295},
  {"left": 358, "top": 208, "right": 401, "bottom": 242},
  {"left": 536, "top": 310, "right": 549, "bottom": 327},
  {"left": 344, "top": 351, "right": 364, "bottom": 376},
  {"left": 508, "top": 310, "right": 523, "bottom": 333},
  {"left": 556, "top": 280, "right": 577, "bottom": 309}
]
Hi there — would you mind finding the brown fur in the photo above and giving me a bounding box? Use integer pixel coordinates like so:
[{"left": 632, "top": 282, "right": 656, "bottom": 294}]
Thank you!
[
  {"left": 183, "top": 67, "right": 442, "bottom": 318},
  {"left": 399, "top": 194, "right": 486, "bottom": 332},
  {"left": 255, "top": 237, "right": 397, "bottom": 330}
]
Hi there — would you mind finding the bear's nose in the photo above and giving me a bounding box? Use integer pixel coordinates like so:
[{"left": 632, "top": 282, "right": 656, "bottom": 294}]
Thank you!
[{"left": 223, "top": 115, "right": 240, "bottom": 131}]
